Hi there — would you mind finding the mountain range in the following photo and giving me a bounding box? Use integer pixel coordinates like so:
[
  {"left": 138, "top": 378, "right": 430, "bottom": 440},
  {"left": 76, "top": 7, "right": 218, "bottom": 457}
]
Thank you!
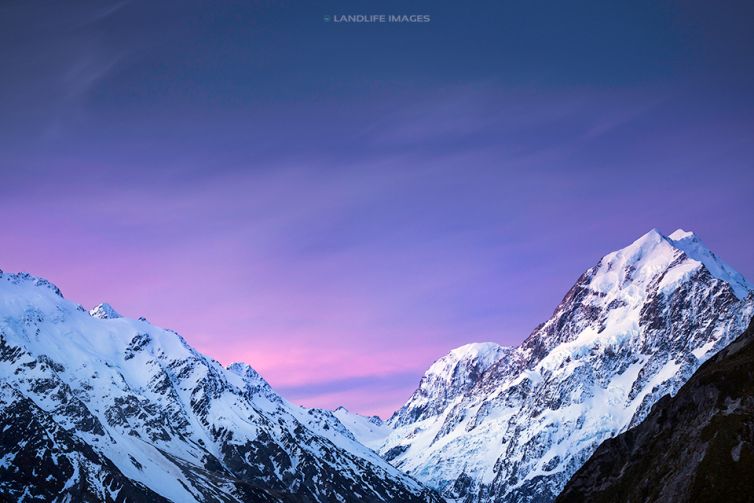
[
  {"left": 1, "top": 228, "right": 752, "bottom": 502},
  {"left": 0, "top": 273, "right": 440, "bottom": 502}
]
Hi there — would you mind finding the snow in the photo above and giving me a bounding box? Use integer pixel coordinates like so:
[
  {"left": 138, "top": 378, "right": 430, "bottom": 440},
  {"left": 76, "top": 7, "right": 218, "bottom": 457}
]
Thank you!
[
  {"left": 668, "top": 228, "right": 695, "bottom": 241},
  {"left": 88, "top": 302, "right": 122, "bottom": 319},
  {"left": 332, "top": 407, "right": 390, "bottom": 451},
  {"left": 667, "top": 228, "right": 753, "bottom": 299},
  {"left": 448, "top": 342, "right": 506, "bottom": 363},
  {"left": 436, "top": 342, "right": 508, "bottom": 372},
  {"left": 692, "top": 339, "right": 718, "bottom": 360},
  {"left": 422, "top": 342, "right": 510, "bottom": 382},
  {"left": 658, "top": 259, "right": 702, "bottom": 295}
]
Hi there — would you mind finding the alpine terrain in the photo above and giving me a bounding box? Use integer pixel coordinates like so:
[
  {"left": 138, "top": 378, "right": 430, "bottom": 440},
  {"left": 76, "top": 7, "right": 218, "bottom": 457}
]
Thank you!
[
  {"left": 0, "top": 271, "right": 442, "bottom": 502},
  {"left": 366, "top": 229, "right": 754, "bottom": 503},
  {"left": 557, "top": 316, "right": 754, "bottom": 503}
]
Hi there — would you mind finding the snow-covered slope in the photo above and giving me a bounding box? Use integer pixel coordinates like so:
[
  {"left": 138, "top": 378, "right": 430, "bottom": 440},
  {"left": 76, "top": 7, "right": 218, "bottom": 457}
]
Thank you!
[
  {"left": 0, "top": 271, "right": 441, "bottom": 502},
  {"left": 332, "top": 406, "right": 391, "bottom": 451},
  {"left": 376, "top": 229, "right": 754, "bottom": 503},
  {"left": 557, "top": 316, "right": 754, "bottom": 503}
]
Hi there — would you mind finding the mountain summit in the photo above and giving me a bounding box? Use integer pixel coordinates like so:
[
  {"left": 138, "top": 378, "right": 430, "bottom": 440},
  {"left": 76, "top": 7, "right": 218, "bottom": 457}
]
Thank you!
[
  {"left": 89, "top": 302, "right": 122, "bottom": 319},
  {"left": 389, "top": 342, "right": 512, "bottom": 429},
  {"left": 372, "top": 229, "right": 753, "bottom": 503}
]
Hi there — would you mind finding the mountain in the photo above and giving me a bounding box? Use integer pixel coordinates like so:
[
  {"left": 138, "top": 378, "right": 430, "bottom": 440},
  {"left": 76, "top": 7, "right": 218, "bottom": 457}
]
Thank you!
[
  {"left": 557, "top": 315, "right": 754, "bottom": 503},
  {"left": 389, "top": 343, "right": 512, "bottom": 431},
  {"left": 0, "top": 271, "right": 441, "bottom": 502},
  {"left": 373, "top": 229, "right": 754, "bottom": 503},
  {"left": 89, "top": 302, "right": 122, "bottom": 320}
]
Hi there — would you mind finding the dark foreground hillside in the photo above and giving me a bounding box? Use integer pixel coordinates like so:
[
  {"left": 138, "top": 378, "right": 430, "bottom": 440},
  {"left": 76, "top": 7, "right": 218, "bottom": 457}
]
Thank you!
[{"left": 557, "top": 315, "right": 754, "bottom": 503}]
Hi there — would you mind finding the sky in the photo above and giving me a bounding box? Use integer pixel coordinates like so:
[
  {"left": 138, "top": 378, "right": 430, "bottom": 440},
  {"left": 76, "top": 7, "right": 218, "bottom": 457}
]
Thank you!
[{"left": 0, "top": 0, "right": 753, "bottom": 417}]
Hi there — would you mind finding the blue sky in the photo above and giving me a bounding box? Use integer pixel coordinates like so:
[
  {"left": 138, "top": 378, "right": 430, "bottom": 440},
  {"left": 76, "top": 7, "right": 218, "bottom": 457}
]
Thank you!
[{"left": 1, "top": 0, "right": 752, "bottom": 416}]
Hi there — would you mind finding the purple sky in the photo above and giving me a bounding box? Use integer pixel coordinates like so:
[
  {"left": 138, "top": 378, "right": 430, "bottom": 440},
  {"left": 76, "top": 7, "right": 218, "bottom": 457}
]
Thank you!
[{"left": 1, "top": 1, "right": 753, "bottom": 417}]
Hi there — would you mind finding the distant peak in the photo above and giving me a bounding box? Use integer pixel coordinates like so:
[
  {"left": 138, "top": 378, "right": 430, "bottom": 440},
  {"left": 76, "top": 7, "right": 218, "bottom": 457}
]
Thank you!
[
  {"left": 448, "top": 342, "right": 509, "bottom": 360},
  {"left": 89, "top": 303, "right": 121, "bottom": 319},
  {"left": 427, "top": 342, "right": 510, "bottom": 377},
  {"left": 227, "top": 361, "right": 275, "bottom": 394},
  {"left": 332, "top": 406, "right": 384, "bottom": 425},
  {"left": 631, "top": 228, "right": 665, "bottom": 246},
  {"left": 227, "top": 362, "right": 268, "bottom": 384}
]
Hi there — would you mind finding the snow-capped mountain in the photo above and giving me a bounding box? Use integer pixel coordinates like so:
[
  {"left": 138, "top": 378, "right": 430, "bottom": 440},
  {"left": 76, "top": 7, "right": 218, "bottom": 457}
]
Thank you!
[
  {"left": 0, "top": 271, "right": 441, "bottom": 502},
  {"left": 374, "top": 229, "right": 754, "bottom": 503}
]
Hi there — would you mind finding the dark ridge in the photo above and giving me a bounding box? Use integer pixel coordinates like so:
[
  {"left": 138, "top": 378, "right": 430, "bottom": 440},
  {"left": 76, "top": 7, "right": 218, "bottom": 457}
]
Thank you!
[{"left": 557, "top": 316, "right": 754, "bottom": 503}]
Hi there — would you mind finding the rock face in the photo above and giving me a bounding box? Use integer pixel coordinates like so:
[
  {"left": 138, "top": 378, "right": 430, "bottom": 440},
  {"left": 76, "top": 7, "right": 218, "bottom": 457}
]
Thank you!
[
  {"left": 557, "top": 316, "right": 754, "bottom": 503},
  {"left": 0, "top": 270, "right": 441, "bottom": 503},
  {"left": 375, "top": 229, "right": 754, "bottom": 503},
  {"left": 390, "top": 343, "right": 513, "bottom": 429},
  {"left": 0, "top": 384, "right": 175, "bottom": 503}
]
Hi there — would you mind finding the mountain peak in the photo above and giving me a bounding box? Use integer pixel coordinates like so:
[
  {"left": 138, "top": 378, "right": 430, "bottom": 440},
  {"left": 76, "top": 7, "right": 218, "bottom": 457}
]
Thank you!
[
  {"left": 449, "top": 341, "right": 507, "bottom": 359},
  {"left": 429, "top": 342, "right": 510, "bottom": 374},
  {"left": 389, "top": 342, "right": 512, "bottom": 427},
  {"left": 89, "top": 303, "right": 122, "bottom": 319},
  {"left": 643, "top": 226, "right": 663, "bottom": 238},
  {"left": 628, "top": 226, "right": 668, "bottom": 249},
  {"left": 666, "top": 229, "right": 753, "bottom": 299},
  {"left": 591, "top": 228, "right": 752, "bottom": 300},
  {"left": 333, "top": 405, "right": 383, "bottom": 425},
  {"left": 423, "top": 342, "right": 511, "bottom": 383},
  {"left": 633, "top": 227, "right": 665, "bottom": 246},
  {"left": 597, "top": 229, "right": 673, "bottom": 277},
  {"left": 332, "top": 406, "right": 390, "bottom": 450},
  {"left": 227, "top": 361, "right": 266, "bottom": 383},
  {"left": 226, "top": 361, "right": 276, "bottom": 397}
]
